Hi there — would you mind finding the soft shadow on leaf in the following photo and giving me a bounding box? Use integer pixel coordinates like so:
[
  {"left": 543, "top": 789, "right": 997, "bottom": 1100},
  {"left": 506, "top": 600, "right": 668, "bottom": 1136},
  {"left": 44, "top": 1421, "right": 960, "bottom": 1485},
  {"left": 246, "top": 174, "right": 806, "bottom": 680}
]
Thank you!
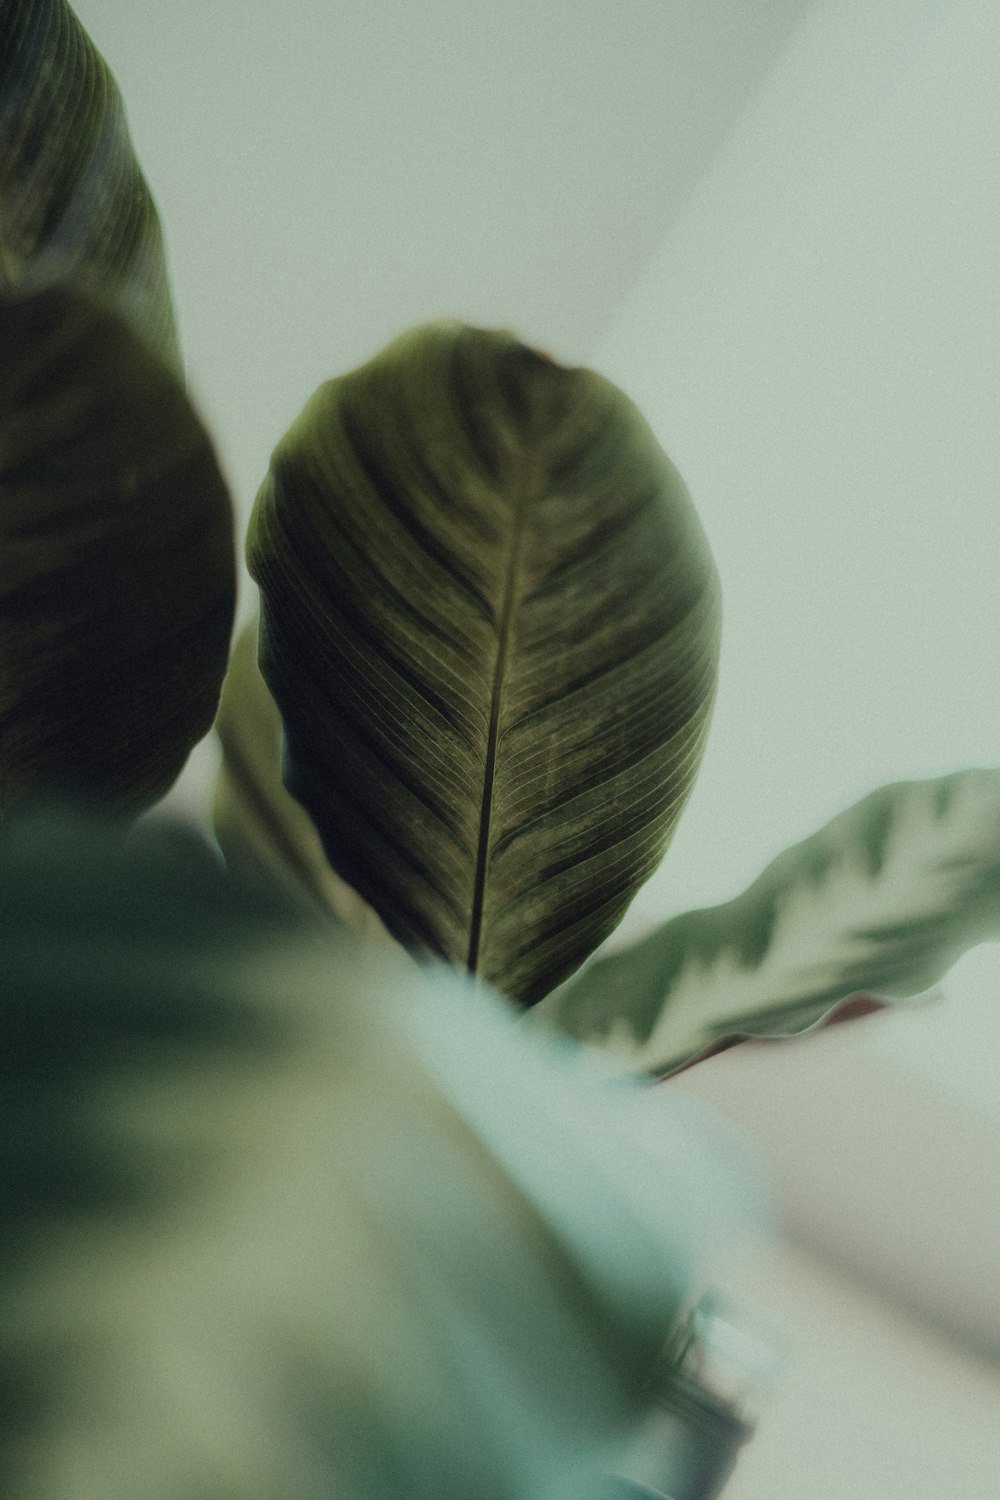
[
  {"left": 0, "top": 285, "right": 235, "bottom": 822},
  {"left": 249, "top": 322, "right": 721, "bottom": 1005},
  {"left": 534, "top": 769, "right": 1000, "bottom": 1077},
  {"left": 213, "top": 613, "right": 396, "bottom": 943},
  {"left": 0, "top": 0, "right": 179, "bottom": 365},
  {"left": 0, "top": 805, "right": 763, "bottom": 1500}
]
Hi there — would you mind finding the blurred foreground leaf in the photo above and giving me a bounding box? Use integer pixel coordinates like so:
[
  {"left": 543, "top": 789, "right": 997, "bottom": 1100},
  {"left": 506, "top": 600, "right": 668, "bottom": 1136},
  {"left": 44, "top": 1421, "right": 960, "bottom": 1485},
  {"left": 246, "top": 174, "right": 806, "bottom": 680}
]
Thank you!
[
  {"left": 0, "top": 805, "right": 762, "bottom": 1499},
  {"left": 249, "top": 322, "right": 720, "bottom": 1004},
  {"left": 0, "top": 285, "right": 235, "bottom": 821},
  {"left": 535, "top": 769, "right": 1000, "bottom": 1076},
  {"left": 0, "top": 0, "right": 180, "bottom": 365}
]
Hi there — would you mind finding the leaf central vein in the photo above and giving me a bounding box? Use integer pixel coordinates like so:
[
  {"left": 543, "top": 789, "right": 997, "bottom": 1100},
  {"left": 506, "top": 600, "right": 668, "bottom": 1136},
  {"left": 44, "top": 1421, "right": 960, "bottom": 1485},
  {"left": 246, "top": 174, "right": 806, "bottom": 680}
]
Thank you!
[{"left": 466, "top": 490, "right": 529, "bottom": 976}]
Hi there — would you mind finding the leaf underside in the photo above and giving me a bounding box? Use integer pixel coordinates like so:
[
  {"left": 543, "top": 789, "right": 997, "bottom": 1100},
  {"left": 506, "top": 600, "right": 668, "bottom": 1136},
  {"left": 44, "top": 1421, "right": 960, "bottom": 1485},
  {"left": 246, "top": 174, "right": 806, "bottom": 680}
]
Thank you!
[
  {"left": 535, "top": 768, "right": 1000, "bottom": 1075},
  {"left": 0, "top": 0, "right": 179, "bottom": 365},
  {"left": 0, "top": 285, "right": 235, "bottom": 822},
  {"left": 248, "top": 323, "right": 721, "bottom": 1004}
]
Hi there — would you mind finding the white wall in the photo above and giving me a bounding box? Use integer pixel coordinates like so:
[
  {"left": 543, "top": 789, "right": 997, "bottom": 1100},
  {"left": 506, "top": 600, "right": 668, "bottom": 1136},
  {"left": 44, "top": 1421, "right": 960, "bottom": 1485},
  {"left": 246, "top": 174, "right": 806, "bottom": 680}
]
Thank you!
[
  {"left": 597, "top": 6, "right": 1000, "bottom": 1470},
  {"left": 597, "top": 0, "right": 1000, "bottom": 928},
  {"left": 73, "top": 0, "right": 807, "bottom": 546}
]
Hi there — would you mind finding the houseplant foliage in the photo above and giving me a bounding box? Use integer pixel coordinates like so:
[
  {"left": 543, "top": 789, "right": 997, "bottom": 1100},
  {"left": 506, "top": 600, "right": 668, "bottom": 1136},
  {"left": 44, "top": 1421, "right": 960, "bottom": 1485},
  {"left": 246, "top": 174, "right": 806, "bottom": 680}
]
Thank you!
[
  {"left": 0, "top": 0, "right": 179, "bottom": 364},
  {"left": 2, "top": 0, "right": 999, "bottom": 1064},
  {"left": 0, "top": 283, "right": 235, "bottom": 818},
  {"left": 2, "top": 805, "right": 758, "bottom": 1500},
  {"left": 0, "top": 0, "right": 234, "bottom": 820},
  {"left": 0, "top": 7, "right": 753, "bottom": 1493},
  {"left": 247, "top": 318, "right": 721, "bottom": 1004},
  {"left": 3, "top": 0, "right": 1000, "bottom": 1488}
]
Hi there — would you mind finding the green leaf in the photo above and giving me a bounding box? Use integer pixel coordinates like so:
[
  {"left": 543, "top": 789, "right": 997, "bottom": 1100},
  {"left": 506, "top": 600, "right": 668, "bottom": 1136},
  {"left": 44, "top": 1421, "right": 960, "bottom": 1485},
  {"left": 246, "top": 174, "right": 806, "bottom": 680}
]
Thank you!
[
  {"left": 533, "top": 769, "right": 1000, "bottom": 1075},
  {"left": 0, "top": 284, "right": 235, "bottom": 821},
  {"left": 0, "top": 0, "right": 179, "bottom": 365},
  {"left": 0, "top": 804, "right": 759, "bottom": 1498},
  {"left": 248, "top": 322, "right": 721, "bottom": 1004},
  {"left": 213, "top": 614, "right": 397, "bottom": 943}
]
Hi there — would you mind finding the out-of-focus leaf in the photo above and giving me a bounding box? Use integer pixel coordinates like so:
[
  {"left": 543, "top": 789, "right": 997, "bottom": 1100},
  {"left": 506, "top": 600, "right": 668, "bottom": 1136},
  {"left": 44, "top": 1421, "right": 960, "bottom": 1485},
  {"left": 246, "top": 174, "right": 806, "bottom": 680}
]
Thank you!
[
  {"left": 0, "top": 0, "right": 179, "bottom": 365},
  {"left": 213, "top": 614, "right": 395, "bottom": 942},
  {"left": 249, "top": 322, "right": 721, "bottom": 1005},
  {"left": 0, "top": 805, "right": 762, "bottom": 1500},
  {"left": 534, "top": 769, "right": 1000, "bottom": 1076},
  {"left": 0, "top": 284, "right": 235, "bottom": 821}
]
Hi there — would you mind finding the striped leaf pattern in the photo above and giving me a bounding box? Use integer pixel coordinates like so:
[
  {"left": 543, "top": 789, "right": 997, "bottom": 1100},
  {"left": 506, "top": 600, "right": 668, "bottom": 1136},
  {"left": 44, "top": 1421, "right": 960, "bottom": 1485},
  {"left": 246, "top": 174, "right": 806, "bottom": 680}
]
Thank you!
[
  {"left": 213, "top": 616, "right": 395, "bottom": 943},
  {"left": 0, "top": 0, "right": 179, "bottom": 365},
  {"left": 535, "top": 769, "right": 1000, "bottom": 1075},
  {"left": 0, "top": 285, "right": 235, "bottom": 820},
  {"left": 248, "top": 322, "right": 721, "bottom": 1003}
]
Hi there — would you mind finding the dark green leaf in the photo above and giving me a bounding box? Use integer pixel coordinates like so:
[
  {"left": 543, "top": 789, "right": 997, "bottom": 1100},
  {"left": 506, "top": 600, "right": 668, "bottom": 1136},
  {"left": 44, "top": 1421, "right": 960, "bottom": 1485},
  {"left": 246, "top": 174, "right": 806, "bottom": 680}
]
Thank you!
[
  {"left": 0, "top": 0, "right": 179, "bottom": 365},
  {"left": 213, "top": 614, "right": 396, "bottom": 942},
  {"left": 0, "top": 284, "right": 235, "bottom": 820},
  {"left": 248, "top": 322, "right": 721, "bottom": 1003},
  {"left": 534, "top": 769, "right": 1000, "bottom": 1075}
]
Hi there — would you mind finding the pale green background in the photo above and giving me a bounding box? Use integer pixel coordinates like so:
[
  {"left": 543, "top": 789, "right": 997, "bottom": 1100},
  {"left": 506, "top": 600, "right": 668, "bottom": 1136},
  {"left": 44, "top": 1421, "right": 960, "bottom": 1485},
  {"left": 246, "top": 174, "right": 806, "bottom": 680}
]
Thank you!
[
  {"left": 63, "top": 1, "right": 1000, "bottom": 1490},
  {"left": 74, "top": 0, "right": 1000, "bottom": 1112}
]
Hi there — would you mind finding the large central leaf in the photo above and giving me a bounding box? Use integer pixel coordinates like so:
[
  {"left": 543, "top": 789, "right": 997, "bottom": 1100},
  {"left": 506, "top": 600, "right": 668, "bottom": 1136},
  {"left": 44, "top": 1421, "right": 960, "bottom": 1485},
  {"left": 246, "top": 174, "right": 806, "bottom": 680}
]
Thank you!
[{"left": 248, "top": 323, "right": 720, "bottom": 1003}]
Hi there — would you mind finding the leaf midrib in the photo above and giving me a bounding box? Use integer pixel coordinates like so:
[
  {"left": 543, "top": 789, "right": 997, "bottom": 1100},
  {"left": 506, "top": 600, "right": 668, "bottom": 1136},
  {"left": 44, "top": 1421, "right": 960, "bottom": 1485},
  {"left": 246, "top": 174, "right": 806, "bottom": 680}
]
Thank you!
[{"left": 466, "top": 485, "right": 529, "bottom": 976}]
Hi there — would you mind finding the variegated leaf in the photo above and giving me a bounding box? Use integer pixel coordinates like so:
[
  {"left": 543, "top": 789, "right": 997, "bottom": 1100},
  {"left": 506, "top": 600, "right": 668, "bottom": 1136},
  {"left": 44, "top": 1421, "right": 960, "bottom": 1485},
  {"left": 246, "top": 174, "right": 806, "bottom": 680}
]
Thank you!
[{"left": 533, "top": 769, "right": 1000, "bottom": 1076}]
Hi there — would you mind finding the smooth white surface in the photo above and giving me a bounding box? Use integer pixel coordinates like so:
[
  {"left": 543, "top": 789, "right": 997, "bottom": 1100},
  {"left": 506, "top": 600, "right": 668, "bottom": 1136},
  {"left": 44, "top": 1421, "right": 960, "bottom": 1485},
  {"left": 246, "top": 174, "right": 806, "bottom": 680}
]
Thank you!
[
  {"left": 867, "top": 943, "right": 1000, "bottom": 1129},
  {"left": 671, "top": 1020, "right": 1000, "bottom": 1362},
  {"left": 722, "top": 1241, "right": 1000, "bottom": 1500},
  {"left": 72, "top": 0, "right": 807, "bottom": 552},
  {"left": 600, "top": 0, "right": 1000, "bottom": 919},
  {"left": 593, "top": 0, "right": 1000, "bottom": 1115}
]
